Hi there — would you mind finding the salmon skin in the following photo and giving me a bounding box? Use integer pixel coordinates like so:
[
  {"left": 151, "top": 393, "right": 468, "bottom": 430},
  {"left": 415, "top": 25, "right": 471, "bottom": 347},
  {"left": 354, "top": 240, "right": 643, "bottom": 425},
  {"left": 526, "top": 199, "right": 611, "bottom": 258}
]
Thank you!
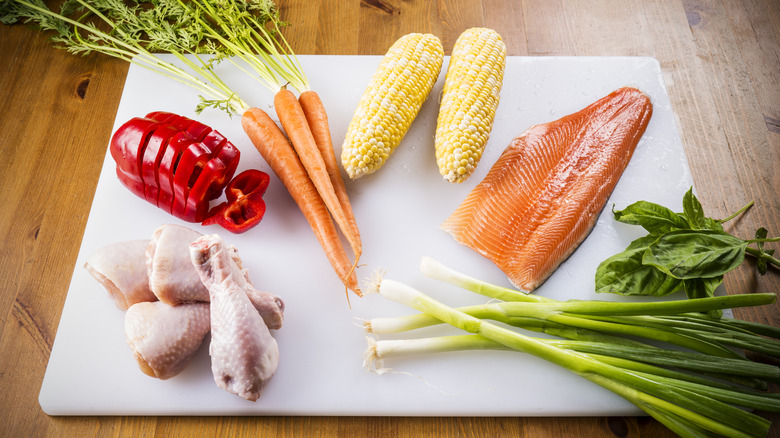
[{"left": 441, "top": 87, "right": 654, "bottom": 292}]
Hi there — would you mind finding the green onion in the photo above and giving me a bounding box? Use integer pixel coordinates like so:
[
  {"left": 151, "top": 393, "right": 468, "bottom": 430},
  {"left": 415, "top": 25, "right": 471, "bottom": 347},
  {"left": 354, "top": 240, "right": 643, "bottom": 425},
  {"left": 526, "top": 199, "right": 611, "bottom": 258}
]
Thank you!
[{"left": 365, "top": 258, "right": 780, "bottom": 438}]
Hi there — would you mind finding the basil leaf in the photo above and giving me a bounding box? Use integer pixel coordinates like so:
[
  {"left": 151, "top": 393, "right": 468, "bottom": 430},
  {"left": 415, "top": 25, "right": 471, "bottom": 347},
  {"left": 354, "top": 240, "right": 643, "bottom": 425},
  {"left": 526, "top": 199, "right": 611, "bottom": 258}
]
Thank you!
[
  {"left": 702, "top": 217, "right": 725, "bottom": 232},
  {"left": 612, "top": 201, "right": 690, "bottom": 235},
  {"left": 757, "top": 250, "right": 774, "bottom": 275},
  {"left": 683, "top": 276, "right": 723, "bottom": 300},
  {"left": 755, "top": 227, "right": 768, "bottom": 244},
  {"left": 755, "top": 228, "right": 770, "bottom": 275},
  {"left": 683, "top": 277, "right": 724, "bottom": 317},
  {"left": 682, "top": 187, "right": 706, "bottom": 229},
  {"left": 672, "top": 212, "right": 724, "bottom": 232},
  {"left": 595, "top": 236, "right": 683, "bottom": 296},
  {"left": 625, "top": 234, "right": 658, "bottom": 250},
  {"left": 642, "top": 230, "right": 748, "bottom": 279}
]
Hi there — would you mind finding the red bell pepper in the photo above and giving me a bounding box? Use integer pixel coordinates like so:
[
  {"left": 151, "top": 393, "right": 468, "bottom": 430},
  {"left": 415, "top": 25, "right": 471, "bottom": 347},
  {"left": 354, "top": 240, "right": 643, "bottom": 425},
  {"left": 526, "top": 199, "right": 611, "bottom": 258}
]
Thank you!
[
  {"left": 171, "top": 130, "right": 228, "bottom": 220},
  {"left": 157, "top": 131, "right": 197, "bottom": 214},
  {"left": 141, "top": 124, "right": 180, "bottom": 204},
  {"left": 147, "top": 111, "right": 212, "bottom": 141},
  {"left": 202, "top": 169, "right": 270, "bottom": 234},
  {"left": 183, "top": 142, "right": 240, "bottom": 222},
  {"left": 109, "top": 112, "right": 243, "bottom": 223}
]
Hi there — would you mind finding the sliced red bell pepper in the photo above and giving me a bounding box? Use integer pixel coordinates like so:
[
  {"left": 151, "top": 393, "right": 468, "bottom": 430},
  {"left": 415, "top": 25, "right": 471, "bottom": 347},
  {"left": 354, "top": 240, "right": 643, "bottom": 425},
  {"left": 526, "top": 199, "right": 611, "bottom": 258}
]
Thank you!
[
  {"left": 170, "top": 131, "right": 227, "bottom": 221},
  {"left": 146, "top": 112, "right": 212, "bottom": 141},
  {"left": 111, "top": 117, "right": 162, "bottom": 196},
  {"left": 183, "top": 141, "right": 240, "bottom": 221},
  {"left": 141, "top": 124, "right": 180, "bottom": 205},
  {"left": 110, "top": 112, "right": 241, "bottom": 223},
  {"left": 156, "top": 131, "right": 197, "bottom": 214},
  {"left": 202, "top": 169, "right": 270, "bottom": 234}
]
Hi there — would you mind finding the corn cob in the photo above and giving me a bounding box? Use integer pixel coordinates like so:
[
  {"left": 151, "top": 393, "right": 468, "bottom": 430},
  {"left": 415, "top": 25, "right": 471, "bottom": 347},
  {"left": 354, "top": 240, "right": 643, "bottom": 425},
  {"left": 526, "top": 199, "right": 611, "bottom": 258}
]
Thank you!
[
  {"left": 341, "top": 33, "right": 444, "bottom": 179},
  {"left": 435, "top": 28, "right": 506, "bottom": 183}
]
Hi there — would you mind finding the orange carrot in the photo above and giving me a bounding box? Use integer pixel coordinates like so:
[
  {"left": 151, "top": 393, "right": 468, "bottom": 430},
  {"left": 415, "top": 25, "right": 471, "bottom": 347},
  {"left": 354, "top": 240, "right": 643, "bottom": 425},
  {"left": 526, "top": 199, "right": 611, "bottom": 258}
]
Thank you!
[
  {"left": 298, "top": 90, "right": 362, "bottom": 255},
  {"left": 273, "top": 90, "right": 362, "bottom": 263},
  {"left": 241, "top": 107, "right": 361, "bottom": 296}
]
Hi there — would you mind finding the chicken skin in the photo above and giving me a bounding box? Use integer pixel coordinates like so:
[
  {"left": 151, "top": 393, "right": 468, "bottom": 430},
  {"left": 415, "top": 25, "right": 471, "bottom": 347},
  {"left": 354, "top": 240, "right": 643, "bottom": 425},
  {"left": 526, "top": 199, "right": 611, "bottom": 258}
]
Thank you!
[
  {"left": 125, "top": 301, "right": 211, "bottom": 380},
  {"left": 146, "top": 225, "right": 284, "bottom": 328},
  {"left": 84, "top": 240, "right": 157, "bottom": 310},
  {"left": 190, "top": 234, "right": 279, "bottom": 402},
  {"left": 147, "top": 224, "right": 210, "bottom": 305}
]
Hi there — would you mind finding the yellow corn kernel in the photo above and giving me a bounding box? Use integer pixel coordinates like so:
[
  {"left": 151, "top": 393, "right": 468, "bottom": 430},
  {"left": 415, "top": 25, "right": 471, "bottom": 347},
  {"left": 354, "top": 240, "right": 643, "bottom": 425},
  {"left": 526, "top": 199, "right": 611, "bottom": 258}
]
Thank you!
[
  {"left": 435, "top": 28, "right": 506, "bottom": 183},
  {"left": 341, "top": 33, "right": 444, "bottom": 179}
]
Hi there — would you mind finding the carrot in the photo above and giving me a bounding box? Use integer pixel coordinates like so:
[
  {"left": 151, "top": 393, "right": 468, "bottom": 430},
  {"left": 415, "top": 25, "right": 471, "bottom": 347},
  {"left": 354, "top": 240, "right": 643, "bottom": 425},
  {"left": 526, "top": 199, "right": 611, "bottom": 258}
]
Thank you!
[
  {"left": 241, "top": 107, "right": 361, "bottom": 296},
  {"left": 273, "top": 90, "right": 362, "bottom": 263},
  {"left": 298, "top": 90, "right": 362, "bottom": 255}
]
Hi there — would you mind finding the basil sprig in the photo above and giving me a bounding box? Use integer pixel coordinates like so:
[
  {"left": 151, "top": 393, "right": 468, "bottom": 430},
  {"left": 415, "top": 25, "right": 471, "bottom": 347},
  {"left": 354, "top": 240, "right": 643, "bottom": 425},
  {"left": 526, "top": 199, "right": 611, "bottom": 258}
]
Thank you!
[{"left": 595, "top": 188, "right": 779, "bottom": 299}]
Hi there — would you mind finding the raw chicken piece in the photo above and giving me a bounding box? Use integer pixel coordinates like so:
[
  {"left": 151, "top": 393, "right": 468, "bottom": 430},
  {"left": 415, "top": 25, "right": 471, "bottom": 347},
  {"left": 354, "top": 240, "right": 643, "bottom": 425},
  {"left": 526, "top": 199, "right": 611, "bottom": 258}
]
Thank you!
[
  {"left": 147, "top": 224, "right": 209, "bottom": 305},
  {"left": 125, "top": 301, "right": 210, "bottom": 380},
  {"left": 190, "top": 234, "right": 279, "bottom": 402},
  {"left": 146, "top": 225, "right": 284, "bottom": 328},
  {"left": 84, "top": 240, "right": 157, "bottom": 310},
  {"left": 227, "top": 245, "right": 284, "bottom": 330}
]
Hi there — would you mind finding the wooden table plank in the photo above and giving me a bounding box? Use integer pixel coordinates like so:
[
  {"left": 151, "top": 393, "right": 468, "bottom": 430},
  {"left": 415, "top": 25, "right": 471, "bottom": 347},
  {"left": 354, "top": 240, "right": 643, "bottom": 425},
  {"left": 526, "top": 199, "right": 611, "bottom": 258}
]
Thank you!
[{"left": 0, "top": 1, "right": 777, "bottom": 436}]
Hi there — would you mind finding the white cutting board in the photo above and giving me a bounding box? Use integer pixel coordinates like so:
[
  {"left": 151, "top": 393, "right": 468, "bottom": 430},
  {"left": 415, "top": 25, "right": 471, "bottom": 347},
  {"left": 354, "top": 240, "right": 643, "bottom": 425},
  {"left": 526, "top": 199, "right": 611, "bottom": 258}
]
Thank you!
[{"left": 39, "top": 55, "right": 693, "bottom": 416}]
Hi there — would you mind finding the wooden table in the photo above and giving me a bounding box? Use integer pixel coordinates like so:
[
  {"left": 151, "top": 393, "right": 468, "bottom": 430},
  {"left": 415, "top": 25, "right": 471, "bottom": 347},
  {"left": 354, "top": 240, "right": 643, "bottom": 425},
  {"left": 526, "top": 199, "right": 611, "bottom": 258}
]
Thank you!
[{"left": 1, "top": 0, "right": 778, "bottom": 436}]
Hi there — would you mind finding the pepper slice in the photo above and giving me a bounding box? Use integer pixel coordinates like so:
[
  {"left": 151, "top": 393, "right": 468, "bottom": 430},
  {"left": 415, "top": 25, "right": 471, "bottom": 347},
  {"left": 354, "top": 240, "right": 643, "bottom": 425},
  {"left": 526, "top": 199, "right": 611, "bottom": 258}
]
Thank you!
[
  {"left": 110, "top": 112, "right": 241, "bottom": 223},
  {"left": 171, "top": 130, "right": 228, "bottom": 221},
  {"left": 111, "top": 117, "right": 162, "bottom": 198},
  {"left": 202, "top": 169, "right": 270, "bottom": 234},
  {"left": 157, "top": 131, "right": 197, "bottom": 214},
  {"left": 183, "top": 141, "right": 240, "bottom": 222},
  {"left": 141, "top": 124, "right": 180, "bottom": 205}
]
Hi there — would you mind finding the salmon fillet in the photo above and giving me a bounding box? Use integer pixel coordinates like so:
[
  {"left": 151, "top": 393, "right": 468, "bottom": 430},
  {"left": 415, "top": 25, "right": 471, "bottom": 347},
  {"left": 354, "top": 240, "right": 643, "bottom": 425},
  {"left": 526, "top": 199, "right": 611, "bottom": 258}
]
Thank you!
[{"left": 441, "top": 87, "right": 653, "bottom": 292}]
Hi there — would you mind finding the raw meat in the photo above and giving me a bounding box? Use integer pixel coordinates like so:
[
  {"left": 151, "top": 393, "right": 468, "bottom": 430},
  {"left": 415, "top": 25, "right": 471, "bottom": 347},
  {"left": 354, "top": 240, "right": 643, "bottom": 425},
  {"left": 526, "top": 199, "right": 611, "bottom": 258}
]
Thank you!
[
  {"left": 442, "top": 87, "right": 653, "bottom": 291},
  {"left": 147, "top": 224, "right": 209, "bottom": 305},
  {"left": 190, "top": 234, "right": 279, "bottom": 401},
  {"left": 84, "top": 240, "right": 157, "bottom": 310},
  {"left": 125, "top": 301, "right": 210, "bottom": 380}
]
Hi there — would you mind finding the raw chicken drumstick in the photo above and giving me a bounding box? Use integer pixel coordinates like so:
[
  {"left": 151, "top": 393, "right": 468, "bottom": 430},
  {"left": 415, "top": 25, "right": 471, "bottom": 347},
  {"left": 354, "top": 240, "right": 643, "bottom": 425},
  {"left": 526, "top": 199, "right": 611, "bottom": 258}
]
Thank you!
[
  {"left": 146, "top": 224, "right": 285, "bottom": 329},
  {"left": 190, "top": 234, "right": 279, "bottom": 401}
]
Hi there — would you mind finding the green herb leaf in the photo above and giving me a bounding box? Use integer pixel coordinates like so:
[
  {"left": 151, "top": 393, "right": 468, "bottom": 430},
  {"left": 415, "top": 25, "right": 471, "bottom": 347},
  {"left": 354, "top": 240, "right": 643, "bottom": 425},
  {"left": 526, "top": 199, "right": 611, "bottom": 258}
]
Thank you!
[
  {"left": 682, "top": 187, "right": 707, "bottom": 229},
  {"left": 595, "top": 236, "right": 683, "bottom": 296},
  {"left": 683, "top": 277, "right": 724, "bottom": 317},
  {"left": 754, "top": 227, "right": 774, "bottom": 275},
  {"left": 642, "top": 230, "right": 748, "bottom": 279},
  {"left": 612, "top": 201, "right": 690, "bottom": 235},
  {"left": 598, "top": 191, "right": 777, "bottom": 299},
  {"left": 682, "top": 277, "right": 723, "bottom": 300}
]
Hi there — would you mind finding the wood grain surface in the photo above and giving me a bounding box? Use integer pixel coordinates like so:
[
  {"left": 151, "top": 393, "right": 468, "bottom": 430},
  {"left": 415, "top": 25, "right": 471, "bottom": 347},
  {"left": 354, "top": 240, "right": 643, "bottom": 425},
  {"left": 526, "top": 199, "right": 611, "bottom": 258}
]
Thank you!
[{"left": 1, "top": 0, "right": 778, "bottom": 436}]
